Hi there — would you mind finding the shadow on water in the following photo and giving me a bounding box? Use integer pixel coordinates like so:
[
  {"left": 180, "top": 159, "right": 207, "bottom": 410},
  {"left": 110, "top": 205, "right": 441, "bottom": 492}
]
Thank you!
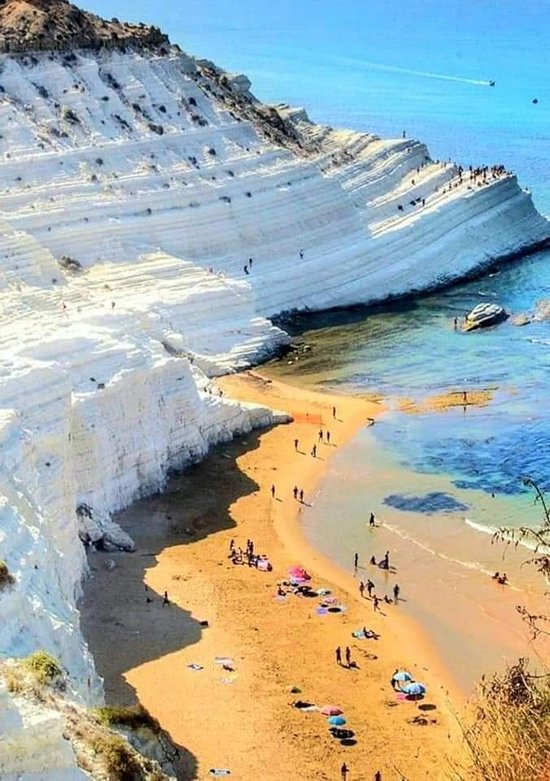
[{"left": 80, "top": 426, "right": 272, "bottom": 781}]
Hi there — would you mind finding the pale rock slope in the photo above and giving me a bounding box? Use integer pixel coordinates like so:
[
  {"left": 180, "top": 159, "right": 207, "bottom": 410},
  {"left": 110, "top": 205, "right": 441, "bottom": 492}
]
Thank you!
[{"left": 0, "top": 1, "right": 548, "bottom": 774}]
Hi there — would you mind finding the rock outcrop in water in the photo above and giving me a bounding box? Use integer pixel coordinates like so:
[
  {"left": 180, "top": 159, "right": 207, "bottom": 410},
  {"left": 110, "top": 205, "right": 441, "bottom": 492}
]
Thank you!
[
  {"left": 464, "top": 303, "right": 509, "bottom": 331},
  {"left": 0, "top": 0, "right": 548, "bottom": 772}
]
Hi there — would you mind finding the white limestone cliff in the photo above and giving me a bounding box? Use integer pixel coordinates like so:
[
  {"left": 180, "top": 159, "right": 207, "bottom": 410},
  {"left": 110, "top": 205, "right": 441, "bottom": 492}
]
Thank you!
[{"left": 0, "top": 5, "right": 548, "bottom": 774}]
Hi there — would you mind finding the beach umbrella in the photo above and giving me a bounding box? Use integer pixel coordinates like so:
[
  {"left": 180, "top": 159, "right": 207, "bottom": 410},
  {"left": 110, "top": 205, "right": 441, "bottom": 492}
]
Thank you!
[
  {"left": 321, "top": 705, "right": 343, "bottom": 716},
  {"left": 402, "top": 682, "right": 426, "bottom": 697},
  {"left": 327, "top": 715, "right": 347, "bottom": 726},
  {"left": 289, "top": 566, "right": 311, "bottom": 581},
  {"left": 392, "top": 671, "right": 413, "bottom": 683}
]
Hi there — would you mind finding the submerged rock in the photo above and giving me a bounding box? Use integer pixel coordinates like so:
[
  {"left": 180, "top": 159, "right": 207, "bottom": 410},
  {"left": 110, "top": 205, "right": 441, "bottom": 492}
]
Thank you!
[
  {"left": 511, "top": 313, "right": 531, "bottom": 326},
  {"left": 463, "top": 302, "right": 508, "bottom": 331}
]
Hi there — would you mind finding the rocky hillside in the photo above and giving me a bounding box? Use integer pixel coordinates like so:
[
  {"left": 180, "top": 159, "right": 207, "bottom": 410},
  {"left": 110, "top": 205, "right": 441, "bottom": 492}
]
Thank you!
[{"left": 0, "top": 0, "right": 168, "bottom": 52}]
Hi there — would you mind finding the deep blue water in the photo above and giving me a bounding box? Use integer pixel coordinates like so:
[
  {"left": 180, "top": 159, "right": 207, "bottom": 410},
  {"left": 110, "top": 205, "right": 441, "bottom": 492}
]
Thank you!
[{"left": 84, "top": 0, "right": 550, "bottom": 213}]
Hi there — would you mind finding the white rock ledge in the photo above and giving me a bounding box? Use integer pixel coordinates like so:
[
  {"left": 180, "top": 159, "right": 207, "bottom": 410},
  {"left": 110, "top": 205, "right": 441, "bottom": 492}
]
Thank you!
[{"left": 0, "top": 41, "right": 547, "bottom": 722}]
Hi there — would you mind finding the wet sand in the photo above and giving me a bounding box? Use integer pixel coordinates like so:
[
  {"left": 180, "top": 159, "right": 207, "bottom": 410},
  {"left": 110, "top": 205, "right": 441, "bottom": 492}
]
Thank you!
[{"left": 81, "top": 371, "right": 461, "bottom": 781}]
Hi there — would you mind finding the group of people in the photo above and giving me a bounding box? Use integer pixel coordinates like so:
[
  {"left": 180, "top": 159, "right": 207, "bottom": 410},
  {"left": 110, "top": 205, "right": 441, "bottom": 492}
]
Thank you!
[
  {"left": 358, "top": 579, "right": 400, "bottom": 608},
  {"left": 292, "top": 485, "right": 305, "bottom": 503},
  {"left": 492, "top": 571, "right": 508, "bottom": 585},
  {"left": 228, "top": 538, "right": 272, "bottom": 570},
  {"left": 335, "top": 645, "right": 355, "bottom": 668}
]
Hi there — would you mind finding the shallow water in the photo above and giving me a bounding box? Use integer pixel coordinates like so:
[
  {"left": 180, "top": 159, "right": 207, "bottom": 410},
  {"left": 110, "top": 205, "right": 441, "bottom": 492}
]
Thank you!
[{"left": 265, "top": 252, "right": 550, "bottom": 689}]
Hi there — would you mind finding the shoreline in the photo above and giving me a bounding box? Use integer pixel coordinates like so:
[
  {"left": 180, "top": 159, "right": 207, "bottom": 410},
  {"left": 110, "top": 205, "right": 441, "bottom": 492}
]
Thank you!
[{"left": 81, "top": 370, "right": 463, "bottom": 780}]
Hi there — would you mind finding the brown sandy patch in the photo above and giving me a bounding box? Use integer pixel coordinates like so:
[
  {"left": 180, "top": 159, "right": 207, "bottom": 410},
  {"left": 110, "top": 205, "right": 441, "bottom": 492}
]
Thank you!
[
  {"left": 397, "top": 387, "right": 496, "bottom": 414},
  {"left": 81, "top": 371, "right": 464, "bottom": 781}
]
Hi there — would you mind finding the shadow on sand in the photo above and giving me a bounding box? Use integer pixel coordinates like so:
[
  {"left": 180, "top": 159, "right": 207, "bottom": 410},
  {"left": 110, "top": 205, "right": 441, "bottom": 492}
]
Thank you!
[{"left": 80, "top": 426, "right": 273, "bottom": 780}]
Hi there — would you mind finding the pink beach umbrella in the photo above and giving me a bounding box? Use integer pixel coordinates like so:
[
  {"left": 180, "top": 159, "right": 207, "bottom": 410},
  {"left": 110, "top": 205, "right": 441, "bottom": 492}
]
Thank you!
[
  {"left": 289, "top": 566, "right": 311, "bottom": 581},
  {"left": 321, "top": 705, "right": 343, "bottom": 716}
]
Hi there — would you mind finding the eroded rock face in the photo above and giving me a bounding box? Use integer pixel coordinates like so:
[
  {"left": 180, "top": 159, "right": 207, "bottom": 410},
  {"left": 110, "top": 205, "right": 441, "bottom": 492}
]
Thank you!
[
  {"left": 464, "top": 302, "right": 508, "bottom": 331},
  {"left": 0, "top": 0, "right": 169, "bottom": 53}
]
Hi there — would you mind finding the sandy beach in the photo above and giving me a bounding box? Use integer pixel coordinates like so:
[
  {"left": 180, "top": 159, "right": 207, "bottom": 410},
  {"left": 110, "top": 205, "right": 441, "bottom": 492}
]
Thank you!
[{"left": 81, "top": 371, "right": 463, "bottom": 781}]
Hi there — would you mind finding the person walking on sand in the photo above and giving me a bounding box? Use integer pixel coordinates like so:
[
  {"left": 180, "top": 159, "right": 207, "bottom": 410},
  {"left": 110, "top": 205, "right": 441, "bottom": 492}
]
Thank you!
[
  {"left": 299, "top": 488, "right": 304, "bottom": 503},
  {"left": 367, "top": 579, "right": 375, "bottom": 597},
  {"left": 393, "top": 584, "right": 400, "bottom": 602},
  {"left": 345, "top": 646, "right": 351, "bottom": 667},
  {"left": 318, "top": 428, "right": 323, "bottom": 442},
  {"left": 359, "top": 581, "right": 365, "bottom": 598},
  {"left": 336, "top": 647, "right": 342, "bottom": 665},
  {"left": 373, "top": 771, "right": 382, "bottom": 781},
  {"left": 293, "top": 485, "right": 298, "bottom": 500},
  {"left": 271, "top": 484, "right": 276, "bottom": 498},
  {"left": 311, "top": 444, "right": 317, "bottom": 458},
  {"left": 294, "top": 438, "right": 299, "bottom": 451},
  {"left": 373, "top": 595, "right": 380, "bottom": 612},
  {"left": 341, "top": 762, "right": 349, "bottom": 780},
  {"left": 369, "top": 512, "right": 375, "bottom": 527}
]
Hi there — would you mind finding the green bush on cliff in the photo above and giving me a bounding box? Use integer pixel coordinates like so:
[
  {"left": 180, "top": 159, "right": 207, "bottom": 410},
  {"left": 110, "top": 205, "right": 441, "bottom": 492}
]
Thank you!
[
  {"left": 90, "top": 732, "right": 141, "bottom": 781},
  {"left": 23, "top": 650, "right": 62, "bottom": 684},
  {"left": 92, "top": 703, "right": 160, "bottom": 733}
]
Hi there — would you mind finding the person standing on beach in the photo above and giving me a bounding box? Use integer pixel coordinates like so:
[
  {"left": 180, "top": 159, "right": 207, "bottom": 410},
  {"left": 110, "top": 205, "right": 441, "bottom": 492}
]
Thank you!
[
  {"left": 293, "top": 485, "right": 298, "bottom": 500},
  {"left": 163, "top": 591, "right": 170, "bottom": 606},
  {"left": 373, "top": 595, "right": 380, "bottom": 612},
  {"left": 332, "top": 405, "right": 337, "bottom": 419},
  {"left": 367, "top": 579, "right": 375, "bottom": 597},
  {"left": 299, "top": 488, "right": 304, "bottom": 503},
  {"left": 336, "top": 647, "right": 342, "bottom": 665},
  {"left": 393, "top": 584, "right": 400, "bottom": 602},
  {"left": 271, "top": 484, "right": 276, "bottom": 498},
  {"left": 326, "top": 430, "right": 331, "bottom": 444},
  {"left": 369, "top": 512, "right": 375, "bottom": 527},
  {"left": 359, "top": 581, "right": 365, "bottom": 598},
  {"left": 383, "top": 550, "right": 390, "bottom": 570},
  {"left": 311, "top": 444, "right": 317, "bottom": 458},
  {"left": 318, "top": 429, "right": 323, "bottom": 442},
  {"left": 373, "top": 771, "right": 382, "bottom": 781},
  {"left": 354, "top": 552, "right": 359, "bottom": 571},
  {"left": 294, "top": 438, "right": 299, "bottom": 451},
  {"left": 341, "top": 762, "right": 349, "bottom": 780},
  {"left": 463, "top": 390, "right": 468, "bottom": 404},
  {"left": 345, "top": 646, "right": 351, "bottom": 667}
]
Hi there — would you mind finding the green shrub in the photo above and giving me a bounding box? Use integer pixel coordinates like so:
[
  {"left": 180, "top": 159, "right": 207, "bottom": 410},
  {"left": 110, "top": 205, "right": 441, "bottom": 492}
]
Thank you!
[
  {"left": 92, "top": 704, "right": 160, "bottom": 733},
  {"left": 90, "top": 733, "right": 141, "bottom": 781},
  {"left": 23, "top": 651, "right": 62, "bottom": 684}
]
